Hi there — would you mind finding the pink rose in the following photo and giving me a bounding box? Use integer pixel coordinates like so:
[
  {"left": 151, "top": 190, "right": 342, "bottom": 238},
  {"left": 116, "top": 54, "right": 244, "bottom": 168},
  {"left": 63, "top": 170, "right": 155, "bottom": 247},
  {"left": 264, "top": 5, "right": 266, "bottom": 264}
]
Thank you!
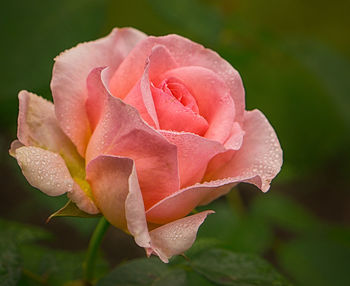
[{"left": 10, "top": 28, "right": 282, "bottom": 262}]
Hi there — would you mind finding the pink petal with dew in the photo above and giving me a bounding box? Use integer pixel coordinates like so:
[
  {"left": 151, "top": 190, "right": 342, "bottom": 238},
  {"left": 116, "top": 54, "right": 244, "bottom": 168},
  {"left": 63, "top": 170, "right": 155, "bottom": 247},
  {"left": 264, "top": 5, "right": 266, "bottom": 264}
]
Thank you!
[
  {"left": 86, "top": 155, "right": 137, "bottom": 230},
  {"left": 51, "top": 28, "right": 146, "bottom": 156},
  {"left": 13, "top": 146, "right": 74, "bottom": 196},
  {"left": 147, "top": 211, "right": 214, "bottom": 263},
  {"left": 160, "top": 130, "right": 225, "bottom": 188},
  {"left": 123, "top": 45, "right": 179, "bottom": 128},
  {"left": 146, "top": 110, "right": 282, "bottom": 224},
  {"left": 160, "top": 66, "right": 235, "bottom": 143},
  {"left": 146, "top": 181, "right": 234, "bottom": 225},
  {"left": 17, "top": 90, "right": 78, "bottom": 161},
  {"left": 109, "top": 35, "right": 245, "bottom": 123},
  {"left": 86, "top": 68, "right": 179, "bottom": 210},
  {"left": 11, "top": 145, "right": 98, "bottom": 214},
  {"left": 85, "top": 154, "right": 214, "bottom": 262},
  {"left": 208, "top": 109, "right": 283, "bottom": 192}
]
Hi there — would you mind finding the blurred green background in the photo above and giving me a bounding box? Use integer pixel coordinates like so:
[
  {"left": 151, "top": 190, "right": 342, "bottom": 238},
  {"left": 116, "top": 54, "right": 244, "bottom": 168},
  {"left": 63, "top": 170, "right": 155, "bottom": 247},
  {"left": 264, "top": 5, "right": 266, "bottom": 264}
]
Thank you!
[{"left": 1, "top": 1, "right": 349, "bottom": 285}]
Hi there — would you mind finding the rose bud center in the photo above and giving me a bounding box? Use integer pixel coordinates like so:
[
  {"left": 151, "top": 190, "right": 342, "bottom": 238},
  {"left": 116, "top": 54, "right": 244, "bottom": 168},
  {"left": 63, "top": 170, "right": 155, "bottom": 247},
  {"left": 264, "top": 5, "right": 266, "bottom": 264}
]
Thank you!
[
  {"left": 159, "top": 77, "right": 199, "bottom": 114},
  {"left": 151, "top": 77, "right": 208, "bottom": 135}
]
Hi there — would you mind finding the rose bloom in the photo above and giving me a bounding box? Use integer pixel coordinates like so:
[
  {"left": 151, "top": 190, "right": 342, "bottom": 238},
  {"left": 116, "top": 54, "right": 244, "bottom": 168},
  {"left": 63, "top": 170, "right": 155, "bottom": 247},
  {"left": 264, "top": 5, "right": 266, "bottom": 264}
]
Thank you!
[{"left": 10, "top": 28, "right": 282, "bottom": 262}]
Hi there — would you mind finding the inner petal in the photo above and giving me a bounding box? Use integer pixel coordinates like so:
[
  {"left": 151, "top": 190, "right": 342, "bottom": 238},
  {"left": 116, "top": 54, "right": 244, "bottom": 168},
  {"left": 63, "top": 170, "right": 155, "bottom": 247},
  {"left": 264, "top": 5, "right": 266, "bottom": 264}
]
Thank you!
[
  {"left": 152, "top": 77, "right": 209, "bottom": 135},
  {"left": 160, "top": 77, "right": 199, "bottom": 114}
]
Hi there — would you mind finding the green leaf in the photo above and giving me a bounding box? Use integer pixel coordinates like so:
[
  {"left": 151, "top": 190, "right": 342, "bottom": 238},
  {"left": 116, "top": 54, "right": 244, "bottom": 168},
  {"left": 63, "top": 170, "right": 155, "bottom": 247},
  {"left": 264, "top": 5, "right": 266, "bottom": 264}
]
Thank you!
[
  {"left": 186, "top": 271, "right": 215, "bottom": 286},
  {"left": 277, "top": 235, "right": 350, "bottom": 286},
  {"left": 0, "top": 218, "right": 51, "bottom": 244},
  {"left": 96, "top": 257, "right": 168, "bottom": 286},
  {"left": 0, "top": 237, "right": 21, "bottom": 286},
  {"left": 19, "top": 244, "right": 108, "bottom": 286},
  {"left": 251, "top": 193, "right": 322, "bottom": 233},
  {"left": 190, "top": 248, "right": 292, "bottom": 286},
  {"left": 47, "top": 200, "right": 101, "bottom": 222},
  {"left": 152, "top": 268, "right": 187, "bottom": 286}
]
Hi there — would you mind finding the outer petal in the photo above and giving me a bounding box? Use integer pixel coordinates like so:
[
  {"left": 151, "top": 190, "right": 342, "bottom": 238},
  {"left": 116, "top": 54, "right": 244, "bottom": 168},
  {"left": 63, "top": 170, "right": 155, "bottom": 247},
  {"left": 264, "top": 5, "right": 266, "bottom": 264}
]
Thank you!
[
  {"left": 17, "top": 90, "right": 78, "bottom": 162},
  {"left": 87, "top": 155, "right": 152, "bottom": 246},
  {"left": 68, "top": 183, "right": 100, "bottom": 215},
  {"left": 160, "top": 66, "right": 235, "bottom": 143},
  {"left": 147, "top": 211, "right": 214, "bottom": 263},
  {"left": 13, "top": 146, "right": 74, "bottom": 196},
  {"left": 85, "top": 69, "right": 179, "bottom": 210},
  {"left": 16, "top": 90, "right": 98, "bottom": 213},
  {"left": 86, "top": 155, "right": 135, "bottom": 230},
  {"left": 85, "top": 154, "right": 213, "bottom": 262},
  {"left": 146, "top": 109, "right": 282, "bottom": 224},
  {"left": 51, "top": 28, "right": 147, "bottom": 156},
  {"left": 11, "top": 145, "right": 98, "bottom": 214},
  {"left": 109, "top": 34, "right": 245, "bottom": 122},
  {"left": 207, "top": 109, "right": 283, "bottom": 191}
]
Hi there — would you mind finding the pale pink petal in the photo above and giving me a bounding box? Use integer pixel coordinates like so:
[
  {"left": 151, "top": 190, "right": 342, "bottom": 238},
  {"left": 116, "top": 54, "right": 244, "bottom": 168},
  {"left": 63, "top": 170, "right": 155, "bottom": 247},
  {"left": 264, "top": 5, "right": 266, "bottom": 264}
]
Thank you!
[
  {"left": 224, "top": 122, "right": 245, "bottom": 150},
  {"left": 87, "top": 155, "right": 134, "bottom": 229},
  {"left": 9, "top": 140, "right": 24, "bottom": 157},
  {"left": 146, "top": 182, "right": 233, "bottom": 224},
  {"left": 109, "top": 34, "right": 245, "bottom": 122},
  {"left": 160, "top": 66, "right": 235, "bottom": 143},
  {"left": 86, "top": 154, "right": 151, "bottom": 247},
  {"left": 51, "top": 28, "right": 146, "bottom": 156},
  {"left": 160, "top": 131, "right": 225, "bottom": 188},
  {"left": 208, "top": 109, "right": 283, "bottom": 192},
  {"left": 85, "top": 73, "right": 179, "bottom": 210},
  {"left": 122, "top": 45, "right": 179, "bottom": 128},
  {"left": 85, "top": 67, "right": 108, "bottom": 131},
  {"left": 125, "top": 161, "right": 151, "bottom": 248},
  {"left": 146, "top": 110, "right": 282, "bottom": 224},
  {"left": 14, "top": 146, "right": 74, "bottom": 196},
  {"left": 123, "top": 81, "right": 157, "bottom": 128},
  {"left": 67, "top": 182, "right": 99, "bottom": 214},
  {"left": 147, "top": 211, "right": 214, "bottom": 263},
  {"left": 17, "top": 90, "right": 78, "bottom": 161}
]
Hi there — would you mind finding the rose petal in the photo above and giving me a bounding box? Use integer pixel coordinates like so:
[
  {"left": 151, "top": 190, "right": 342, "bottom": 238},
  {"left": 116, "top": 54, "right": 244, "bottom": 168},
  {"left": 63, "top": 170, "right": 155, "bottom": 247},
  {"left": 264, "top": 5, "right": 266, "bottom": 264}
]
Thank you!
[
  {"left": 86, "top": 67, "right": 108, "bottom": 131},
  {"left": 160, "top": 66, "right": 235, "bottom": 143},
  {"left": 17, "top": 90, "right": 79, "bottom": 161},
  {"left": 68, "top": 182, "right": 99, "bottom": 214},
  {"left": 109, "top": 34, "right": 245, "bottom": 122},
  {"left": 86, "top": 72, "right": 179, "bottom": 210},
  {"left": 146, "top": 182, "right": 233, "bottom": 224},
  {"left": 224, "top": 122, "right": 245, "bottom": 150},
  {"left": 208, "top": 109, "right": 283, "bottom": 192},
  {"left": 86, "top": 154, "right": 151, "bottom": 246},
  {"left": 147, "top": 211, "right": 214, "bottom": 263},
  {"left": 151, "top": 85, "right": 209, "bottom": 135},
  {"left": 51, "top": 28, "right": 146, "bottom": 156},
  {"left": 123, "top": 45, "right": 179, "bottom": 128},
  {"left": 160, "top": 131, "right": 225, "bottom": 188},
  {"left": 146, "top": 109, "right": 282, "bottom": 224},
  {"left": 9, "top": 140, "right": 24, "bottom": 157},
  {"left": 14, "top": 146, "right": 74, "bottom": 196},
  {"left": 87, "top": 155, "right": 135, "bottom": 229}
]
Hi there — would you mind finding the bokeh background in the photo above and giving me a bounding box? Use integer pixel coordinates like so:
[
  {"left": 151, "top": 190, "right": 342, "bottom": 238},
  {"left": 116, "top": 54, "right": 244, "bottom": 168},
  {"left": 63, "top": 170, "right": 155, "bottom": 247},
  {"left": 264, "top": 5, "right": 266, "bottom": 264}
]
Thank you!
[{"left": 1, "top": 1, "right": 349, "bottom": 285}]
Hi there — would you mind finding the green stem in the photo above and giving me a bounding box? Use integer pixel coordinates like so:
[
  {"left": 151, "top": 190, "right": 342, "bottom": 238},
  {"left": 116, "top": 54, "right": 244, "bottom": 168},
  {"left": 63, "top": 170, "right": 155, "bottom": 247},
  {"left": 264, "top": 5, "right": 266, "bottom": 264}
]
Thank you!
[
  {"left": 227, "top": 188, "right": 246, "bottom": 216},
  {"left": 83, "top": 217, "right": 110, "bottom": 285},
  {"left": 22, "top": 268, "right": 47, "bottom": 285}
]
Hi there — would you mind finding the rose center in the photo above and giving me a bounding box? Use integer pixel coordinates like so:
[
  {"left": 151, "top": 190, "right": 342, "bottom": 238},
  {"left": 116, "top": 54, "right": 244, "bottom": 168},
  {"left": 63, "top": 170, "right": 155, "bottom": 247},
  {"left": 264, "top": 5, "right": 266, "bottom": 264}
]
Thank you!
[{"left": 159, "top": 77, "right": 199, "bottom": 114}]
